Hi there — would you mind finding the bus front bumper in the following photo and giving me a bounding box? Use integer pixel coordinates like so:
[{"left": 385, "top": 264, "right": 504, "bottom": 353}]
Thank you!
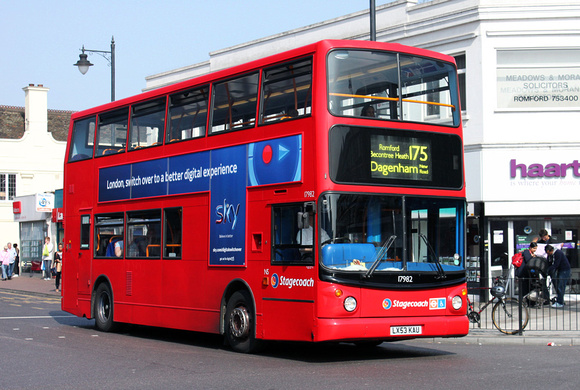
[{"left": 314, "top": 315, "right": 469, "bottom": 342}]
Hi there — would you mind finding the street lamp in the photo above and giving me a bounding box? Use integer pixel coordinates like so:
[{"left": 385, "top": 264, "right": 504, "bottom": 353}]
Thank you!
[{"left": 74, "top": 36, "right": 116, "bottom": 101}]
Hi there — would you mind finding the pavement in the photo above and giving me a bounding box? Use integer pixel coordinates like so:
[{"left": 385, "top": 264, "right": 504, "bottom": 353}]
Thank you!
[
  {"left": 2, "top": 273, "right": 579, "bottom": 346},
  {"left": 0, "top": 272, "right": 61, "bottom": 297}
]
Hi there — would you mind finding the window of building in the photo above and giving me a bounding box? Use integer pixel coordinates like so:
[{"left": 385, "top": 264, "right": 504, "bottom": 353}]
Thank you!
[
  {"left": 80, "top": 215, "right": 91, "bottom": 249},
  {"left": 164, "top": 207, "right": 182, "bottom": 258},
  {"left": 126, "top": 210, "right": 161, "bottom": 258},
  {"left": 68, "top": 116, "right": 95, "bottom": 162},
  {"left": 95, "top": 213, "right": 124, "bottom": 257},
  {"left": 454, "top": 54, "right": 466, "bottom": 111},
  {"left": 166, "top": 86, "right": 209, "bottom": 143},
  {"left": 129, "top": 98, "right": 166, "bottom": 150},
  {"left": 261, "top": 57, "right": 312, "bottom": 123},
  {"left": 497, "top": 49, "right": 580, "bottom": 110},
  {"left": 96, "top": 108, "right": 128, "bottom": 156},
  {"left": 0, "top": 173, "right": 16, "bottom": 201},
  {"left": 272, "top": 203, "right": 315, "bottom": 265},
  {"left": 211, "top": 72, "right": 259, "bottom": 134}
]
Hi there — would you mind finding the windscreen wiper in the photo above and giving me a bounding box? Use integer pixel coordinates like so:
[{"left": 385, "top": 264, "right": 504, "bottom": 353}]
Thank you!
[
  {"left": 419, "top": 233, "right": 446, "bottom": 279},
  {"left": 364, "top": 235, "right": 396, "bottom": 279}
]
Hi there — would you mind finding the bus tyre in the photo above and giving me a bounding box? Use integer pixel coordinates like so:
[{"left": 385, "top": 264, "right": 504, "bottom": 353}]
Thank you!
[
  {"left": 95, "top": 283, "right": 117, "bottom": 332},
  {"left": 225, "top": 290, "right": 260, "bottom": 353}
]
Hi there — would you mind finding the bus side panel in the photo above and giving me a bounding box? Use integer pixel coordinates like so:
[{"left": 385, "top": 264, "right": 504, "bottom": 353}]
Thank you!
[
  {"left": 259, "top": 266, "right": 317, "bottom": 341},
  {"left": 261, "top": 299, "right": 314, "bottom": 341},
  {"left": 102, "top": 195, "right": 222, "bottom": 334}
]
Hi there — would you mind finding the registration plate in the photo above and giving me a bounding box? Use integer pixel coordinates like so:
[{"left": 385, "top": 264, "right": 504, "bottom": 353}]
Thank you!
[{"left": 390, "top": 325, "right": 422, "bottom": 336}]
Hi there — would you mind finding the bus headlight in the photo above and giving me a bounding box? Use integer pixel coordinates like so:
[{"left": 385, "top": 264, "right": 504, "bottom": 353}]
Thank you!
[
  {"left": 452, "top": 295, "right": 463, "bottom": 310},
  {"left": 344, "top": 296, "right": 357, "bottom": 312}
]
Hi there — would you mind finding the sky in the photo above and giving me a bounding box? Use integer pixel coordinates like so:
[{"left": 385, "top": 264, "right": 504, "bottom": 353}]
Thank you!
[{"left": 1, "top": 0, "right": 395, "bottom": 112}]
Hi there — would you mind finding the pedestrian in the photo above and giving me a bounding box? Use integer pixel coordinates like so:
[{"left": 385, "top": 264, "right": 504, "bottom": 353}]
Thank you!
[
  {"left": 533, "top": 228, "right": 554, "bottom": 244},
  {"left": 516, "top": 242, "right": 541, "bottom": 305},
  {"left": 53, "top": 242, "right": 63, "bottom": 292},
  {"left": 1, "top": 246, "right": 9, "bottom": 281},
  {"left": 545, "top": 244, "right": 571, "bottom": 308},
  {"left": 41, "top": 236, "right": 54, "bottom": 280},
  {"left": 12, "top": 243, "right": 19, "bottom": 277},
  {"left": 7, "top": 242, "right": 16, "bottom": 280}
]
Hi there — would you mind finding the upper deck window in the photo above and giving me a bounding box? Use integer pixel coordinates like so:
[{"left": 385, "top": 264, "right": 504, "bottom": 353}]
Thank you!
[
  {"left": 210, "top": 72, "right": 259, "bottom": 134},
  {"left": 68, "top": 116, "right": 96, "bottom": 162},
  {"left": 261, "top": 57, "right": 312, "bottom": 124},
  {"left": 166, "top": 86, "right": 208, "bottom": 143},
  {"left": 96, "top": 108, "right": 129, "bottom": 156},
  {"left": 129, "top": 98, "right": 166, "bottom": 150},
  {"left": 327, "top": 49, "right": 460, "bottom": 127}
]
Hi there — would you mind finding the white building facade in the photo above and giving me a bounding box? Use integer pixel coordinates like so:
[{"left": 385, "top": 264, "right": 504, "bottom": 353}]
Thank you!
[
  {"left": 144, "top": 0, "right": 580, "bottom": 281},
  {"left": 0, "top": 85, "right": 69, "bottom": 267}
]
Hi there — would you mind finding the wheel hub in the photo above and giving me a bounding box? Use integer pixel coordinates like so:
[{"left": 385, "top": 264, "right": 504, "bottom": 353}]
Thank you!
[{"left": 229, "top": 306, "right": 250, "bottom": 338}]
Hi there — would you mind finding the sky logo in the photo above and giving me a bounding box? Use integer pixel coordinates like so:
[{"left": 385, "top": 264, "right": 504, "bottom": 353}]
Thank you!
[{"left": 215, "top": 199, "right": 240, "bottom": 229}]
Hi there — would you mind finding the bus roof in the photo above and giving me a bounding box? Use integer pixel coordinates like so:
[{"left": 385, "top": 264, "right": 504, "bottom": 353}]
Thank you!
[{"left": 71, "top": 39, "right": 456, "bottom": 121}]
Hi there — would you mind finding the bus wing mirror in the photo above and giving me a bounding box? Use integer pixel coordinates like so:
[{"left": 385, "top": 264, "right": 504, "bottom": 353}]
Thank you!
[{"left": 297, "top": 212, "right": 310, "bottom": 229}]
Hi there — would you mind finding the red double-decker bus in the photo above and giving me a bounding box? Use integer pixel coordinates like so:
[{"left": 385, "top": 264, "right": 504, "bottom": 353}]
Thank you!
[{"left": 62, "top": 39, "right": 468, "bottom": 353}]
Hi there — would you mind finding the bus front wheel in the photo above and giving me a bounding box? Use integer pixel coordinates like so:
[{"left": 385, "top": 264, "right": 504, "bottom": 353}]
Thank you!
[
  {"left": 225, "top": 290, "right": 260, "bottom": 353},
  {"left": 94, "top": 283, "right": 117, "bottom": 332}
]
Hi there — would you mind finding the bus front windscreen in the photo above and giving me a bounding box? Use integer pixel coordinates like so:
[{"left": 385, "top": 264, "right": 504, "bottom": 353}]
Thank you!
[
  {"left": 327, "top": 49, "right": 460, "bottom": 126},
  {"left": 319, "top": 193, "right": 465, "bottom": 275}
]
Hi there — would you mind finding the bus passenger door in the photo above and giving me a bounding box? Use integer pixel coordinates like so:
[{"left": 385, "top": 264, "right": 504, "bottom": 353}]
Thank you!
[
  {"left": 77, "top": 213, "right": 92, "bottom": 296},
  {"left": 261, "top": 203, "right": 316, "bottom": 341}
]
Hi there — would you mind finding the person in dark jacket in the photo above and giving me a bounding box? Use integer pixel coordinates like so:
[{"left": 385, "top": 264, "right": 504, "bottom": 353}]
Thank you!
[
  {"left": 517, "top": 242, "right": 544, "bottom": 305},
  {"left": 533, "top": 229, "right": 554, "bottom": 244},
  {"left": 545, "top": 245, "right": 571, "bottom": 308}
]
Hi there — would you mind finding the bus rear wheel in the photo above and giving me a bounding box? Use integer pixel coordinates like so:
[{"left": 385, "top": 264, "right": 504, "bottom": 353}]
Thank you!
[
  {"left": 94, "top": 283, "right": 117, "bottom": 332},
  {"left": 225, "top": 290, "right": 261, "bottom": 353}
]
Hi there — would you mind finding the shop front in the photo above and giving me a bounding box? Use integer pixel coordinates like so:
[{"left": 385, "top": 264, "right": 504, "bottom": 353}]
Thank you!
[
  {"left": 13, "top": 192, "right": 62, "bottom": 274},
  {"left": 467, "top": 147, "right": 580, "bottom": 294}
]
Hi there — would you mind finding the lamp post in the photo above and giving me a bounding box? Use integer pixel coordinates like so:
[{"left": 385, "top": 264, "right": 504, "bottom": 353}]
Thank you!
[
  {"left": 370, "top": 0, "right": 376, "bottom": 41},
  {"left": 74, "top": 36, "right": 116, "bottom": 101}
]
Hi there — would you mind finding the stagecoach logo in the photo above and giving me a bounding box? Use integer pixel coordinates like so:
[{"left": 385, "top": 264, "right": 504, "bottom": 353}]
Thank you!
[
  {"left": 271, "top": 273, "right": 280, "bottom": 288},
  {"left": 383, "top": 298, "right": 429, "bottom": 310},
  {"left": 270, "top": 273, "right": 314, "bottom": 289}
]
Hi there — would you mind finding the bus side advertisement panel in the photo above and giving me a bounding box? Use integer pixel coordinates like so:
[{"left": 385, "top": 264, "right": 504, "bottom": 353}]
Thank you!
[{"left": 209, "top": 145, "right": 246, "bottom": 266}]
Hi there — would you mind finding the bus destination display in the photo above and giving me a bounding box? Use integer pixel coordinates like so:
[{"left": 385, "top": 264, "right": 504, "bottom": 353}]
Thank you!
[{"left": 370, "top": 134, "right": 431, "bottom": 181}]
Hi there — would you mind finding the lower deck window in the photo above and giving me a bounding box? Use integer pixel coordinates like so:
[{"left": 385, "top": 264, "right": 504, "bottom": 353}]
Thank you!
[{"left": 127, "top": 210, "right": 161, "bottom": 258}]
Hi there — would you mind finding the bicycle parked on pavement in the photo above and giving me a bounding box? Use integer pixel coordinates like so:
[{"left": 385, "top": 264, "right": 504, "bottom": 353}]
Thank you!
[{"left": 466, "top": 276, "right": 529, "bottom": 335}]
